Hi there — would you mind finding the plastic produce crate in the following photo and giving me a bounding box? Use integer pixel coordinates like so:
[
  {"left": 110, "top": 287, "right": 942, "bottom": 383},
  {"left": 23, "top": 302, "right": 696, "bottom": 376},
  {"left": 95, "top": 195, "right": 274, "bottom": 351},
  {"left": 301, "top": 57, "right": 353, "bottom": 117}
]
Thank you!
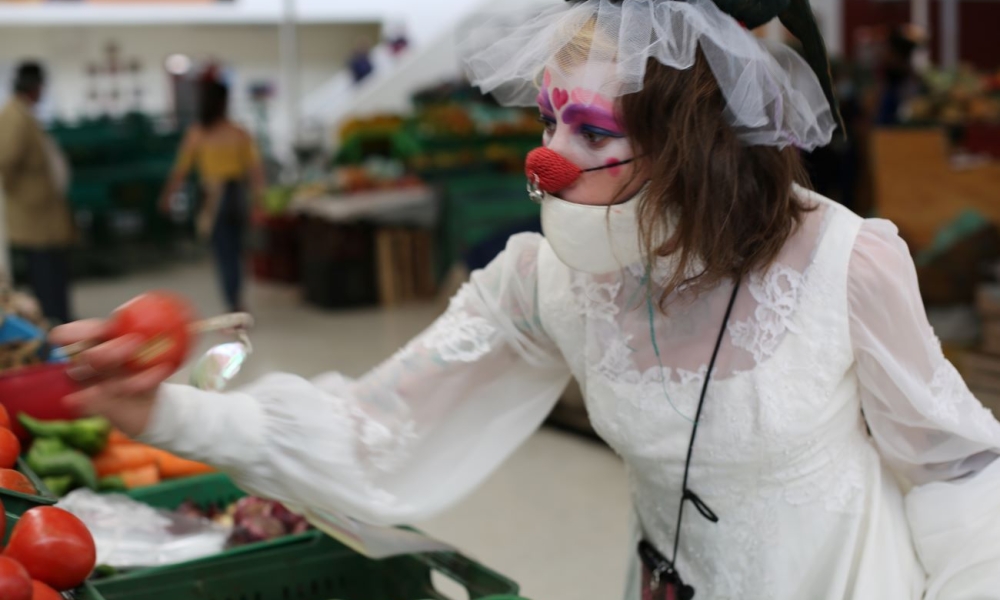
[
  {"left": 86, "top": 473, "right": 522, "bottom": 600},
  {"left": 124, "top": 471, "right": 315, "bottom": 556},
  {"left": 0, "top": 457, "right": 56, "bottom": 516},
  {"left": 87, "top": 530, "right": 520, "bottom": 600}
]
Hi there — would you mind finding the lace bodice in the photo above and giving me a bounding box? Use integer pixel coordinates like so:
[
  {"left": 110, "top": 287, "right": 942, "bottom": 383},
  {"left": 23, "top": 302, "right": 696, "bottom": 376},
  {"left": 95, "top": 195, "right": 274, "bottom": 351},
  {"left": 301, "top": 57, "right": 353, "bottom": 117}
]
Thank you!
[{"left": 143, "top": 191, "right": 1000, "bottom": 600}]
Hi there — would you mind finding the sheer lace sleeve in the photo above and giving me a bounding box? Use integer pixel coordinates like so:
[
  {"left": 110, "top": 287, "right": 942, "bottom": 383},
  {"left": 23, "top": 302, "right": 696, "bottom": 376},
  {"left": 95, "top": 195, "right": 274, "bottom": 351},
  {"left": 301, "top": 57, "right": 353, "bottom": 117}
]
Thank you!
[
  {"left": 849, "top": 219, "right": 1000, "bottom": 599},
  {"left": 139, "top": 233, "right": 571, "bottom": 525}
]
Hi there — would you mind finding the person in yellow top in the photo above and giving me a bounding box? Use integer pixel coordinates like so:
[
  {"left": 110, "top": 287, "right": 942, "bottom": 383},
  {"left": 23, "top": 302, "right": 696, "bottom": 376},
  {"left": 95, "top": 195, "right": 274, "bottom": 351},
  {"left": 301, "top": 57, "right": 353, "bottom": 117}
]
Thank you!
[{"left": 160, "top": 79, "right": 265, "bottom": 313}]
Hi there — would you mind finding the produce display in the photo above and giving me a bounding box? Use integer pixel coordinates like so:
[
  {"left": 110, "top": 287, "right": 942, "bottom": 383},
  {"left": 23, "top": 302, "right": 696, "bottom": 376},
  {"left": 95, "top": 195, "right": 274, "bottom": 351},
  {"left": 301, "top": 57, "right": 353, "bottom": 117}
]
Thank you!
[
  {"left": 903, "top": 65, "right": 1000, "bottom": 126},
  {"left": 294, "top": 158, "right": 425, "bottom": 200},
  {"left": 19, "top": 414, "right": 214, "bottom": 497}
]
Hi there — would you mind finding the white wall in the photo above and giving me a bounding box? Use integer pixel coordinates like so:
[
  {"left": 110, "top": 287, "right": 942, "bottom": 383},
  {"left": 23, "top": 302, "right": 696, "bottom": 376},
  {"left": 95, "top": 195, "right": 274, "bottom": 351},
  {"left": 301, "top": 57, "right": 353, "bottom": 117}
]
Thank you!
[{"left": 0, "top": 22, "right": 379, "bottom": 156}]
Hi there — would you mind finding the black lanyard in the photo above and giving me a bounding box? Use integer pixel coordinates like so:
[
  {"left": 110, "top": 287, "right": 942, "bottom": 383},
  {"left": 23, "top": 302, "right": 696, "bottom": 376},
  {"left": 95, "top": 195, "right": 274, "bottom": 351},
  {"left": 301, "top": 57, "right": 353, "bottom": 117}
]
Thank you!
[{"left": 639, "top": 279, "right": 742, "bottom": 594}]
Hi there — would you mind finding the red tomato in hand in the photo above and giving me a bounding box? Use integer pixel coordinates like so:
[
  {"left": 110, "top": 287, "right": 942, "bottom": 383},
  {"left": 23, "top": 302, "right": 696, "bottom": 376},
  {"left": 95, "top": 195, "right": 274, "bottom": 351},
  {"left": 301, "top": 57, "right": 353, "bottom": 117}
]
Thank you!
[
  {"left": 0, "top": 428, "right": 21, "bottom": 470},
  {"left": 4, "top": 507, "right": 96, "bottom": 591},
  {"left": 0, "top": 556, "right": 32, "bottom": 600},
  {"left": 31, "top": 580, "right": 64, "bottom": 600},
  {"left": 107, "top": 291, "right": 195, "bottom": 374}
]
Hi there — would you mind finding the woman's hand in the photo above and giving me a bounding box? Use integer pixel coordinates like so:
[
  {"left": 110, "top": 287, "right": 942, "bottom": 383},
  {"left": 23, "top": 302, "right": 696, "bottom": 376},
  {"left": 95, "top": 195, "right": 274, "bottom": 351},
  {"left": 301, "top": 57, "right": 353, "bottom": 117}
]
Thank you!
[{"left": 50, "top": 320, "right": 174, "bottom": 438}]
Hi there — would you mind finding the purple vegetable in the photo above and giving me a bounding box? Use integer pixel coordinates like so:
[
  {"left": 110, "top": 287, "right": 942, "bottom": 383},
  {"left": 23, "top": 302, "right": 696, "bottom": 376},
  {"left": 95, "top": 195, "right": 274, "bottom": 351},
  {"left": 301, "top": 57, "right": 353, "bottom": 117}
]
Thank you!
[
  {"left": 228, "top": 514, "right": 285, "bottom": 546},
  {"left": 269, "top": 502, "right": 306, "bottom": 532},
  {"left": 232, "top": 496, "right": 272, "bottom": 523}
]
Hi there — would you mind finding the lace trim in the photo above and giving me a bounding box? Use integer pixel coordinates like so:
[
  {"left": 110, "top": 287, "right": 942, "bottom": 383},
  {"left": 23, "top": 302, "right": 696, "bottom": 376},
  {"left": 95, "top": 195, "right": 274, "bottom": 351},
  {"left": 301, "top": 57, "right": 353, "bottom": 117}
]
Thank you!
[
  {"left": 421, "top": 293, "right": 499, "bottom": 363},
  {"left": 570, "top": 276, "right": 622, "bottom": 323},
  {"left": 729, "top": 264, "right": 805, "bottom": 364},
  {"left": 928, "top": 360, "right": 968, "bottom": 426}
]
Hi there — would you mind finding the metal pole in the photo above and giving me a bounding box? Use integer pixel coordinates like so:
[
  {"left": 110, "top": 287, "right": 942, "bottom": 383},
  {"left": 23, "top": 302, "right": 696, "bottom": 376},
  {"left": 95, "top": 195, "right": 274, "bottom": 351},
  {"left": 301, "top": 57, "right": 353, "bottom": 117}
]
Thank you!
[
  {"left": 911, "top": 0, "right": 931, "bottom": 71},
  {"left": 279, "top": 0, "right": 299, "bottom": 154},
  {"left": 940, "top": 0, "right": 959, "bottom": 70},
  {"left": 911, "top": 0, "right": 930, "bottom": 32}
]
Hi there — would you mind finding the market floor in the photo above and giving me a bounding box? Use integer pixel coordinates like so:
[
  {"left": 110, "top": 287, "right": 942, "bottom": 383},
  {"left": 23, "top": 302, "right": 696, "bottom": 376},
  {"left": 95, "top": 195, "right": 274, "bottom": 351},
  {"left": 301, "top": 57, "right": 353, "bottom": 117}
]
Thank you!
[{"left": 72, "top": 260, "right": 631, "bottom": 600}]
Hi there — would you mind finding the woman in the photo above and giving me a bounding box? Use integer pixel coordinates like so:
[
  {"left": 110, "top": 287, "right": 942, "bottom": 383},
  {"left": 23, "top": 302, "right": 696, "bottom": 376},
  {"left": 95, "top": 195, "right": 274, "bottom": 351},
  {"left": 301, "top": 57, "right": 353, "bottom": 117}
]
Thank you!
[
  {"left": 161, "top": 79, "right": 265, "bottom": 313},
  {"left": 56, "top": 1, "right": 1000, "bottom": 597}
]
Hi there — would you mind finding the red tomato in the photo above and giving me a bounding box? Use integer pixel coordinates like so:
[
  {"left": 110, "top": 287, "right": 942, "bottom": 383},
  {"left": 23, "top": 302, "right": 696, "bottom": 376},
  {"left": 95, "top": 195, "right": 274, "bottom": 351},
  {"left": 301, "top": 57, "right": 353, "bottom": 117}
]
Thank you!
[
  {"left": 0, "top": 556, "right": 32, "bottom": 600},
  {"left": 31, "top": 580, "right": 63, "bottom": 600},
  {"left": 107, "top": 291, "right": 195, "bottom": 374},
  {"left": 0, "top": 405, "right": 11, "bottom": 430},
  {"left": 0, "top": 428, "right": 21, "bottom": 470},
  {"left": 0, "top": 470, "right": 36, "bottom": 496},
  {"left": 3, "top": 507, "right": 96, "bottom": 591}
]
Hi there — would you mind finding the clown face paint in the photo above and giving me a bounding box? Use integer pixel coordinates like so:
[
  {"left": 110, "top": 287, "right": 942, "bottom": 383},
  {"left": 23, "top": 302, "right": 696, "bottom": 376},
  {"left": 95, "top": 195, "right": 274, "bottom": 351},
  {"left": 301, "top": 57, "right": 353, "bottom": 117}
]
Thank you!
[{"left": 536, "top": 65, "right": 647, "bottom": 206}]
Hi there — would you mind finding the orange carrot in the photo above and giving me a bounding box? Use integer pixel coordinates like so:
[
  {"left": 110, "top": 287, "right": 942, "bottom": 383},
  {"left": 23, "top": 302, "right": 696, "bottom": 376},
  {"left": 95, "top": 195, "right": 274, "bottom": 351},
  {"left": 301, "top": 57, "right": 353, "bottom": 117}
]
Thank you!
[
  {"left": 118, "top": 464, "right": 160, "bottom": 489},
  {"left": 92, "top": 444, "right": 159, "bottom": 477},
  {"left": 151, "top": 449, "right": 215, "bottom": 479},
  {"left": 107, "top": 429, "right": 135, "bottom": 446}
]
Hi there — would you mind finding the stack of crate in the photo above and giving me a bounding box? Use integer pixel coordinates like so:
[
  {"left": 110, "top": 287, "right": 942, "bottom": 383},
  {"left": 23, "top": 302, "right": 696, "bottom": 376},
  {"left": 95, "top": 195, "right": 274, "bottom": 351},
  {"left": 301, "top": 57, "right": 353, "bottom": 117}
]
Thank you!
[
  {"left": 375, "top": 227, "right": 437, "bottom": 306},
  {"left": 963, "top": 283, "right": 1000, "bottom": 413}
]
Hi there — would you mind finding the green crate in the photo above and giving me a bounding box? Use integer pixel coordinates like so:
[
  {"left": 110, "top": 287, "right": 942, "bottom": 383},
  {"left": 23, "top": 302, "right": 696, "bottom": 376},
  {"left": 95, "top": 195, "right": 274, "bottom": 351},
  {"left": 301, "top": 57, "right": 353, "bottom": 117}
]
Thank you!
[
  {"left": 0, "top": 458, "right": 56, "bottom": 516},
  {"left": 123, "top": 472, "right": 315, "bottom": 557},
  {"left": 89, "top": 529, "right": 520, "bottom": 600},
  {"left": 84, "top": 473, "right": 521, "bottom": 600}
]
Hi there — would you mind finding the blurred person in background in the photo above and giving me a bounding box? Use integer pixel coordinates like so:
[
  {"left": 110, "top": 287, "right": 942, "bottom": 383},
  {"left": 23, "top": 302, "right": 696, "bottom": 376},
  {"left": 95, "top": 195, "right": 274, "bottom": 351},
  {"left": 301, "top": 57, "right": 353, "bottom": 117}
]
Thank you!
[
  {"left": 0, "top": 61, "right": 74, "bottom": 325},
  {"left": 876, "top": 24, "right": 926, "bottom": 126},
  {"left": 348, "top": 38, "right": 375, "bottom": 84},
  {"left": 159, "top": 78, "right": 265, "bottom": 313}
]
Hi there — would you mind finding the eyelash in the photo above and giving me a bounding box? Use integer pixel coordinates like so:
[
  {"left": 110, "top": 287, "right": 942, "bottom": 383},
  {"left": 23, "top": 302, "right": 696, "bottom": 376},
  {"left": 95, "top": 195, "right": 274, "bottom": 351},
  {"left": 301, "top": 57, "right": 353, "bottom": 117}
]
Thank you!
[
  {"left": 537, "top": 115, "right": 620, "bottom": 147},
  {"left": 537, "top": 115, "right": 556, "bottom": 135}
]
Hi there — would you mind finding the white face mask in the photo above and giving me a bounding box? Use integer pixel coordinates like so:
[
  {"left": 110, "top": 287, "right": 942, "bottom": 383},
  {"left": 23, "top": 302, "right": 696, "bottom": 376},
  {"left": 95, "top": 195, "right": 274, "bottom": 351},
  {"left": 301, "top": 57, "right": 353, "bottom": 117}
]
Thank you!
[{"left": 540, "top": 187, "right": 669, "bottom": 274}]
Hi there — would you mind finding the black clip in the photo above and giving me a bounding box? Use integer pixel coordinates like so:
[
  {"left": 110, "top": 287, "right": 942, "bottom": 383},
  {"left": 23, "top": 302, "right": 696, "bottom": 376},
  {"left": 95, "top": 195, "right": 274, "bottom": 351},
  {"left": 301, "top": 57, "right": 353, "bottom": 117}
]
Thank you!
[{"left": 683, "top": 489, "right": 719, "bottom": 523}]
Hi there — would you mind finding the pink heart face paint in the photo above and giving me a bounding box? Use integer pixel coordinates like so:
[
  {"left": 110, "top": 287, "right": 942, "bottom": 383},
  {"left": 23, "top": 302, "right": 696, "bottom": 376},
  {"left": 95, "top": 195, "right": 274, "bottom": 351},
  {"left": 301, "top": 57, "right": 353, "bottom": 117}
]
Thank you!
[{"left": 537, "top": 65, "right": 647, "bottom": 206}]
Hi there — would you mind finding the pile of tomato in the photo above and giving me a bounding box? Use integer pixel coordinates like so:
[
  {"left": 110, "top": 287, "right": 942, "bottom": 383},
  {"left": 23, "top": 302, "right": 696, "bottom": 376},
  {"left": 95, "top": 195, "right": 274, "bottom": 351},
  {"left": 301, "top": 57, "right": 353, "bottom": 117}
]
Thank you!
[{"left": 0, "top": 503, "right": 96, "bottom": 599}]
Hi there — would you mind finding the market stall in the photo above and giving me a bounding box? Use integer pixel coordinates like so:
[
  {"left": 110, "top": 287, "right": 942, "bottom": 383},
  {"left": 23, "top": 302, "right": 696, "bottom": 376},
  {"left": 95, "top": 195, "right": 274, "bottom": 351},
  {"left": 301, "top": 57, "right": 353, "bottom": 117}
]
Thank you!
[
  {"left": 250, "top": 81, "right": 544, "bottom": 311},
  {"left": 0, "top": 290, "right": 528, "bottom": 600}
]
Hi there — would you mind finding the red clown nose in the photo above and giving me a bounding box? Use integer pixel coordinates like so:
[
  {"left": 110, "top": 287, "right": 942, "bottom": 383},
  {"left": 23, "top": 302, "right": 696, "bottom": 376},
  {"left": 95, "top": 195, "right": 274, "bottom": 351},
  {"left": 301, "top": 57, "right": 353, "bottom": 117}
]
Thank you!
[{"left": 525, "top": 147, "right": 583, "bottom": 193}]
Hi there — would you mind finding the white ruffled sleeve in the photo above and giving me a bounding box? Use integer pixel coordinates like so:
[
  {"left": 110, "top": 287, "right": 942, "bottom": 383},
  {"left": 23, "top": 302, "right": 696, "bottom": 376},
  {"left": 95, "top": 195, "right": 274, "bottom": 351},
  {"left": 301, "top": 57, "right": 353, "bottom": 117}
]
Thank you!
[
  {"left": 849, "top": 220, "right": 1000, "bottom": 599},
  {"left": 139, "top": 233, "right": 571, "bottom": 525}
]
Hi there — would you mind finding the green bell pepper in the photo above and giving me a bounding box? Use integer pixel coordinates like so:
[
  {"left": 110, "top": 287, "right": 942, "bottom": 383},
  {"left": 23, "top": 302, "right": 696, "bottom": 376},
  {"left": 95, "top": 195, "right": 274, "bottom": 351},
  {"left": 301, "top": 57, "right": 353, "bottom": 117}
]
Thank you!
[
  {"left": 18, "top": 414, "right": 112, "bottom": 456},
  {"left": 26, "top": 439, "right": 98, "bottom": 490}
]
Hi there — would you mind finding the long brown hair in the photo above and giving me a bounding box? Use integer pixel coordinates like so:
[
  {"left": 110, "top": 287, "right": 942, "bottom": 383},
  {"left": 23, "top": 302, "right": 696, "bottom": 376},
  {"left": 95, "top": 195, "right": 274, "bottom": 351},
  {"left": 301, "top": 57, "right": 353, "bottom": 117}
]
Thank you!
[{"left": 619, "top": 51, "right": 813, "bottom": 306}]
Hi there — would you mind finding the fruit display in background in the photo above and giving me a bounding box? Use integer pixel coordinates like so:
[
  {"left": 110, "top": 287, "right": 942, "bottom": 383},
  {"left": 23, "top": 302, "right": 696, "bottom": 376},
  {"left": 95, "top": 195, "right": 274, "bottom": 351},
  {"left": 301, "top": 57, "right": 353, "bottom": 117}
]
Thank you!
[{"left": 903, "top": 64, "right": 1000, "bottom": 126}]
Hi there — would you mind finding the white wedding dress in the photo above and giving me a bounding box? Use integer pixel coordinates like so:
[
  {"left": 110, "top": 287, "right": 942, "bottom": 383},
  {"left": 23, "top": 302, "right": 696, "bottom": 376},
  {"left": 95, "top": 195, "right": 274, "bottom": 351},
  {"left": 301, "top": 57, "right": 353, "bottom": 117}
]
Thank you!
[{"left": 142, "top": 190, "right": 1000, "bottom": 599}]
